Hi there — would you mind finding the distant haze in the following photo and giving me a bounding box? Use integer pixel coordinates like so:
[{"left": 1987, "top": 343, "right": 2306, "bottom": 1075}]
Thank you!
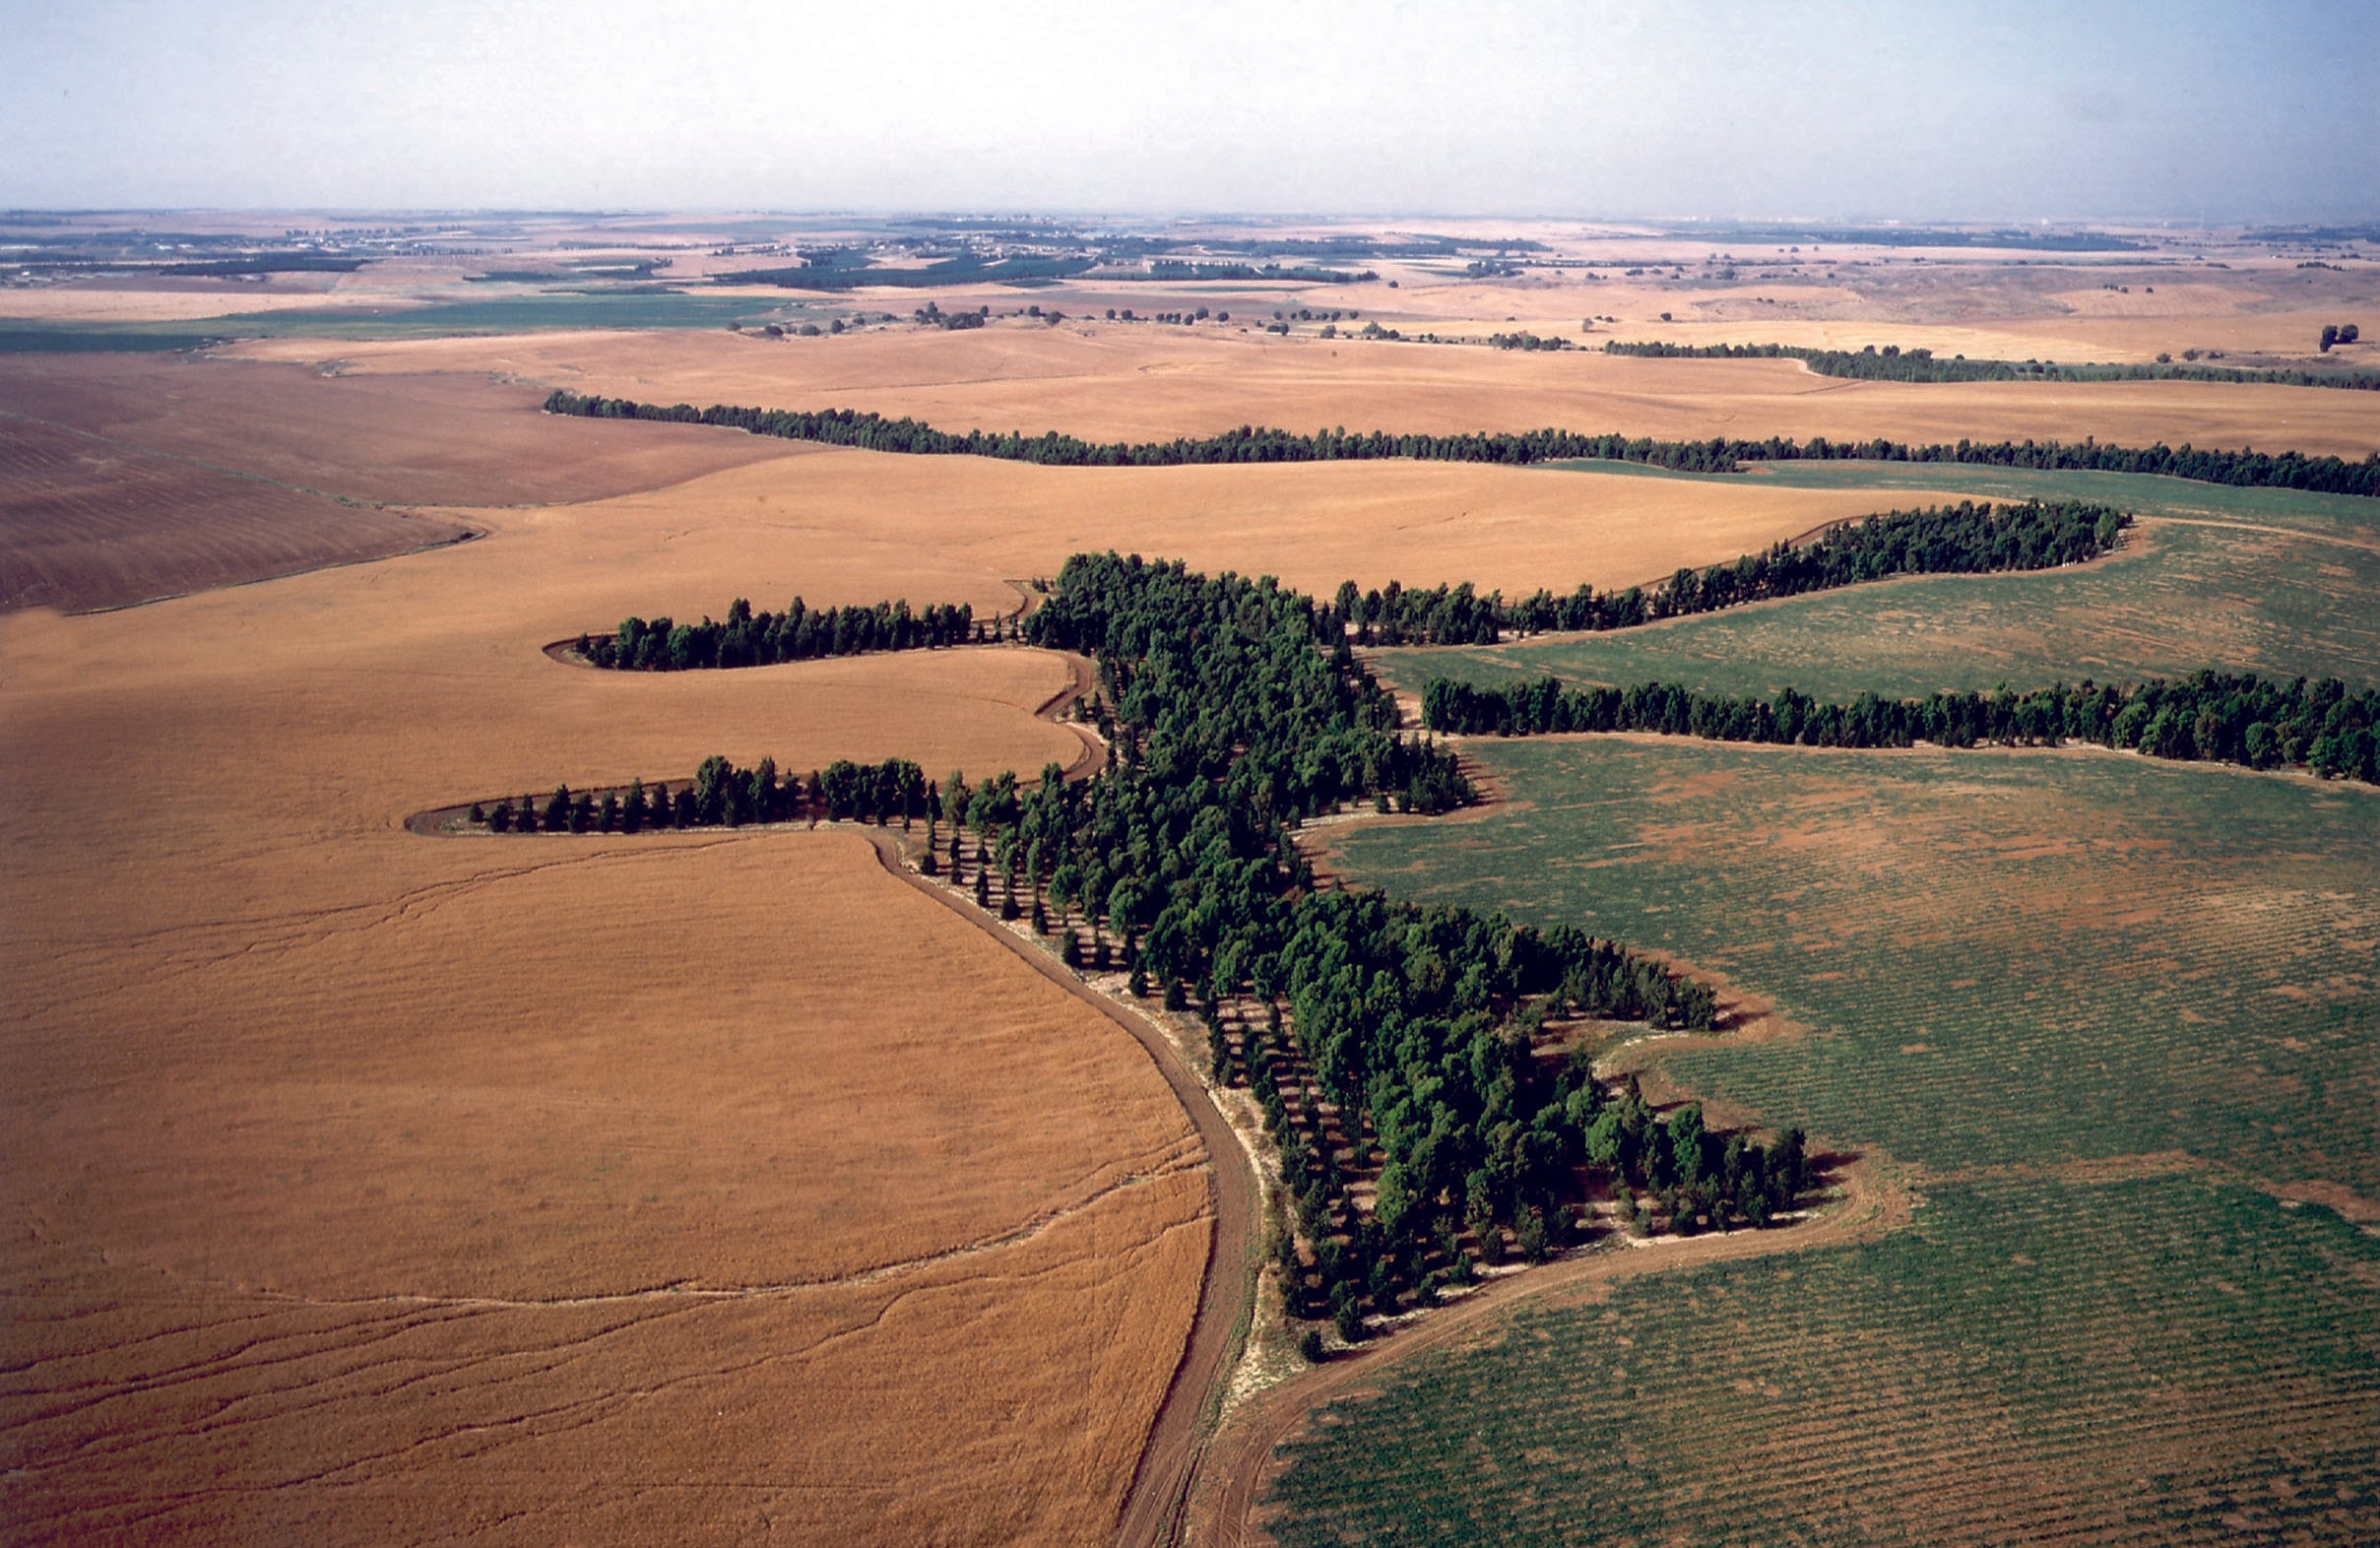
[{"left": 5, "top": 0, "right": 2375, "bottom": 222}]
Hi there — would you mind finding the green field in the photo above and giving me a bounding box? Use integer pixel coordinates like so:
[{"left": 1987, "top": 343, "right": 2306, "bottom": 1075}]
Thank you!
[
  {"left": 0, "top": 290, "right": 805, "bottom": 352},
  {"left": 1377, "top": 517, "right": 2380, "bottom": 702},
  {"left": 1269, "top": 1176, "right": 2380, "bottom": 1546},
  {"left": 1543, "top": 459, "right": 2380, "bottom": 541},
  {"left": 1263, "top": 738, "right": 2380, "bottom": 1541}
]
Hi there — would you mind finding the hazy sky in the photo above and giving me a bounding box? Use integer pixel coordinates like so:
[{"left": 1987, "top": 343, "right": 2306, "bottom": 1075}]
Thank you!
[{"left": 5, "top": 0, "right": 2374, "bottom": 221}]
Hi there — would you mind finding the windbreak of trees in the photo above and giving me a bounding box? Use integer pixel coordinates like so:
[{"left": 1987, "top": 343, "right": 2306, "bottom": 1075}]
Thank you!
[
  {"left": 1330, "top": 499, "right": 2128, "bottom": 645},
  {"left": 1007, "top": 553, "right": 1758, "bottom": 1329},
  {"left": 1422, "top": 670, "right": 2380, "bottom": 784},
  {"left": 578, "top": 596, "right": 985, "bottom": 671},
  {"left": 544, "top": 389, "right": 2380, "bottom": 497},
  {"left": 1604, "top": 339, "right": 2380, "bottom": 392},
  {"left": 473, "top": 754, "right": 933, "bottom": 833}
]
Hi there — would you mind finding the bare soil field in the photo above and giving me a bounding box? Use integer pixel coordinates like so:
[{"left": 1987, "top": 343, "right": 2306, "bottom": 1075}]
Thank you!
[
  {"left": 0, "top": 414, "right": 472, "bottom": 613},
  {"left": 232, "top": 323, "right": 2380, "bottom": 459},
  {"left": 0, "top": 479, "right": 1197, "bottom": 1541},
  {"left": 0, "top": 355, "right": 805, "bottom": 507}
]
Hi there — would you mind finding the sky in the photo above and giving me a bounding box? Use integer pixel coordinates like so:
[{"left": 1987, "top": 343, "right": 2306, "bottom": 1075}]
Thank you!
[{"left": 4, "top": 0, "right": 2374, "bottom": 222}]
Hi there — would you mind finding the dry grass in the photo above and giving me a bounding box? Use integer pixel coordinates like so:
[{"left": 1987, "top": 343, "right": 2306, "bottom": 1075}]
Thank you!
[
  {"left": 0, "top": 463, "right": 1199, "bottom": 1540},
  {"left": 231, "top": 320, "right": 2380, "bottom": 457}
]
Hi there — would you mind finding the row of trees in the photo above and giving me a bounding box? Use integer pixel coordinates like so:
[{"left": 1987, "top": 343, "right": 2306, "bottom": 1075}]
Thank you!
[
  {"left": 470, "top": 754, "right": 932, "bottom": 832},
  {"left": 1604, "top": 339, "right": 2380, "bottom": 392},
  {"left": 579, "top": 596, "right": 987, "bottom": 671},
  {"left": 1325, "top": 499, "right": 2129, "bottom": 646},
  {"left": 1421, "top": 670, "right": 2380, "bottom": 784},
  {"left": 542, "top": 390, "right": 2380, "bottom": 497}
]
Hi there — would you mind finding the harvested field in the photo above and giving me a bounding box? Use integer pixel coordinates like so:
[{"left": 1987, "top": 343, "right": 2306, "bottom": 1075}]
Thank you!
[
  {"left": 476, "top": 443, "right": 1914, "bottom": 604},
  {"left": 228, "top": 324, "right": 2380, "bottom": 458},
  {"left": 0, "top": 354, "right": 805, "bottom": 508},
  {"left": 0, "top": 414, "right": 471, "bottom": 613},
  {"left": 0, "top": 461, "right": 1196, "bottom": 1540},
  {"left": 1, "top": 834, "right": 1207, "bottom": 1545}
]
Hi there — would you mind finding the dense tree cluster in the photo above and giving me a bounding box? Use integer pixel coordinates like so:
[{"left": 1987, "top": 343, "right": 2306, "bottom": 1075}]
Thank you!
[
  {"left": 1421, "top": 670, "right": 2380, "bottom": 783},
  {"left": 1604, "top": 338, "right": 2380, "bottom": 392},
  {"left": 580, "top": 596, "right": 983, "bottom": 671},
  {"left": 544, "top": 390, "right": 2380, "bottom": 496},
  {"left": 484, "top": 550, "right": 1807, "bottom": 1338},
  {"left": 1333, "top": 500, "right": 2127, "bottom": 645}
]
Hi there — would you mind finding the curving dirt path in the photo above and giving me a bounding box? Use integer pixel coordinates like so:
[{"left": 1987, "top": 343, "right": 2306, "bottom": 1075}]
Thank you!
[
  {"left": 849, "top": 830, "right": 1260, "bottom": 1548},
  {"left": 1187, "top": 1152, "right": 1911, "bottom": 1548}
]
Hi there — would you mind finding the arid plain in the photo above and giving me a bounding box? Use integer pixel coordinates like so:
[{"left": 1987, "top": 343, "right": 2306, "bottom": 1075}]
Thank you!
[{"left": 5, "top": 215, "right": 2377, "bottom": 1544}]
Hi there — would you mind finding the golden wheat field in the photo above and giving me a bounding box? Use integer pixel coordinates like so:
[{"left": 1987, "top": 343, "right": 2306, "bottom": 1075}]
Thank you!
[
  {"left": 232, "top": 323, "right": 2380, "bottom": 459},
  {"left": 0, "top": 438, "right": 1198, "bottom": 1542}
]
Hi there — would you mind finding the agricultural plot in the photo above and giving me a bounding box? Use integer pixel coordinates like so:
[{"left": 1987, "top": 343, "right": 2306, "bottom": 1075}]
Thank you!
[
  {"left": 1379, "top": 518, "right": 2380, "bottom": 703},
  {"left": 227, "top": 323, "right": 2380, "bottom": 460},
  {"left": 1269, "top": 735, "right": 2380, "bottom": 1540},
  {"left": 0, "top": 415, "right": 470, "bottom": 613},
  {"left": 0, "top": 431, "right": 1195, "bottom": 1540},
  {"left": 1371, "top": 460, "right": 2380, "bottom": 705},
  {"left": 1265, "top": 1175, "right": 2380, "bottom": 1546},
  {"left": 0, "top": 355, "right": 806, "bottom": 508}
]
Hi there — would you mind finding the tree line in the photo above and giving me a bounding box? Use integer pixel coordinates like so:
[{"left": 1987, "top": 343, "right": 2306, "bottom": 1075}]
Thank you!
[
  {"left": 578, "top": 596, "right": 991, "bottom": 671},
  {"left": 1603, "top": 339, "right": 2380, "bottom": 392},
  {"left": 1421, "top": 670, "right": 2380, "bottom": 784},
  {"left": 470, "top": 754, "right": 933, "bottom": 832},
  {"left": 543, "top": 389, "right": 2380, "bottom": 497},
  {"left": 1326, "top": 499, "right": 2128, "bottom": 646}
]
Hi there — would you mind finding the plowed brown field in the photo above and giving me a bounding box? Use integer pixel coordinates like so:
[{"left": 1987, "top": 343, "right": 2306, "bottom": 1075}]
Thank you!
[
  {"left": 0, "top": 415, "right": 472, "bottom": 613},
  {"left": 231, "top": 324, "right": 2380, "bottom": 458},
  {"left": 0, "top": 475, "right": 1197, "bottom": 1541},
  {"left": 0, "top": 355, "right": 804, "bottom": 507}
]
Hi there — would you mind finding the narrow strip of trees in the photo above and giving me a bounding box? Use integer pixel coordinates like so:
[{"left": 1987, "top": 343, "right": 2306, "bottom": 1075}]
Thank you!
[
  {"left": 471, "top": 754, "right": 931, "bottom": 832},
  {"left": 543, "top": 390, "right": 2380, "bottom": 498},
  {"left": 1327, "top": 499, "right": 2128, "bottom": 646},
  {"left": 1421, "top": 670, "right": 2380, "bottom": 784},
  {"left": 1604, "top": 339, "right": 2380, "bottom": 392},
  {"left": 577, "top": 595, "right": 988, "bottom": 671}
]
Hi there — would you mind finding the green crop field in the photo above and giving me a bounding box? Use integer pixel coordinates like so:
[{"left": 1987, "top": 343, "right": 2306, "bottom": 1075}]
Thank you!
[
  {"left": 1376, "top": 517, "right": 2380, "bottom": 702},
  {"left": 0, "top": 290, "right": 804, "bottom": 352},
  {"left": 1267, "top": 1176, "right": 2380, "bottom": 1546},
  {"left": 1541, "top": 459, "right": 2380, "bottom": 543},
  {"left": 1262, "top": 738, "right": 2380, "bottom": 1542}
]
